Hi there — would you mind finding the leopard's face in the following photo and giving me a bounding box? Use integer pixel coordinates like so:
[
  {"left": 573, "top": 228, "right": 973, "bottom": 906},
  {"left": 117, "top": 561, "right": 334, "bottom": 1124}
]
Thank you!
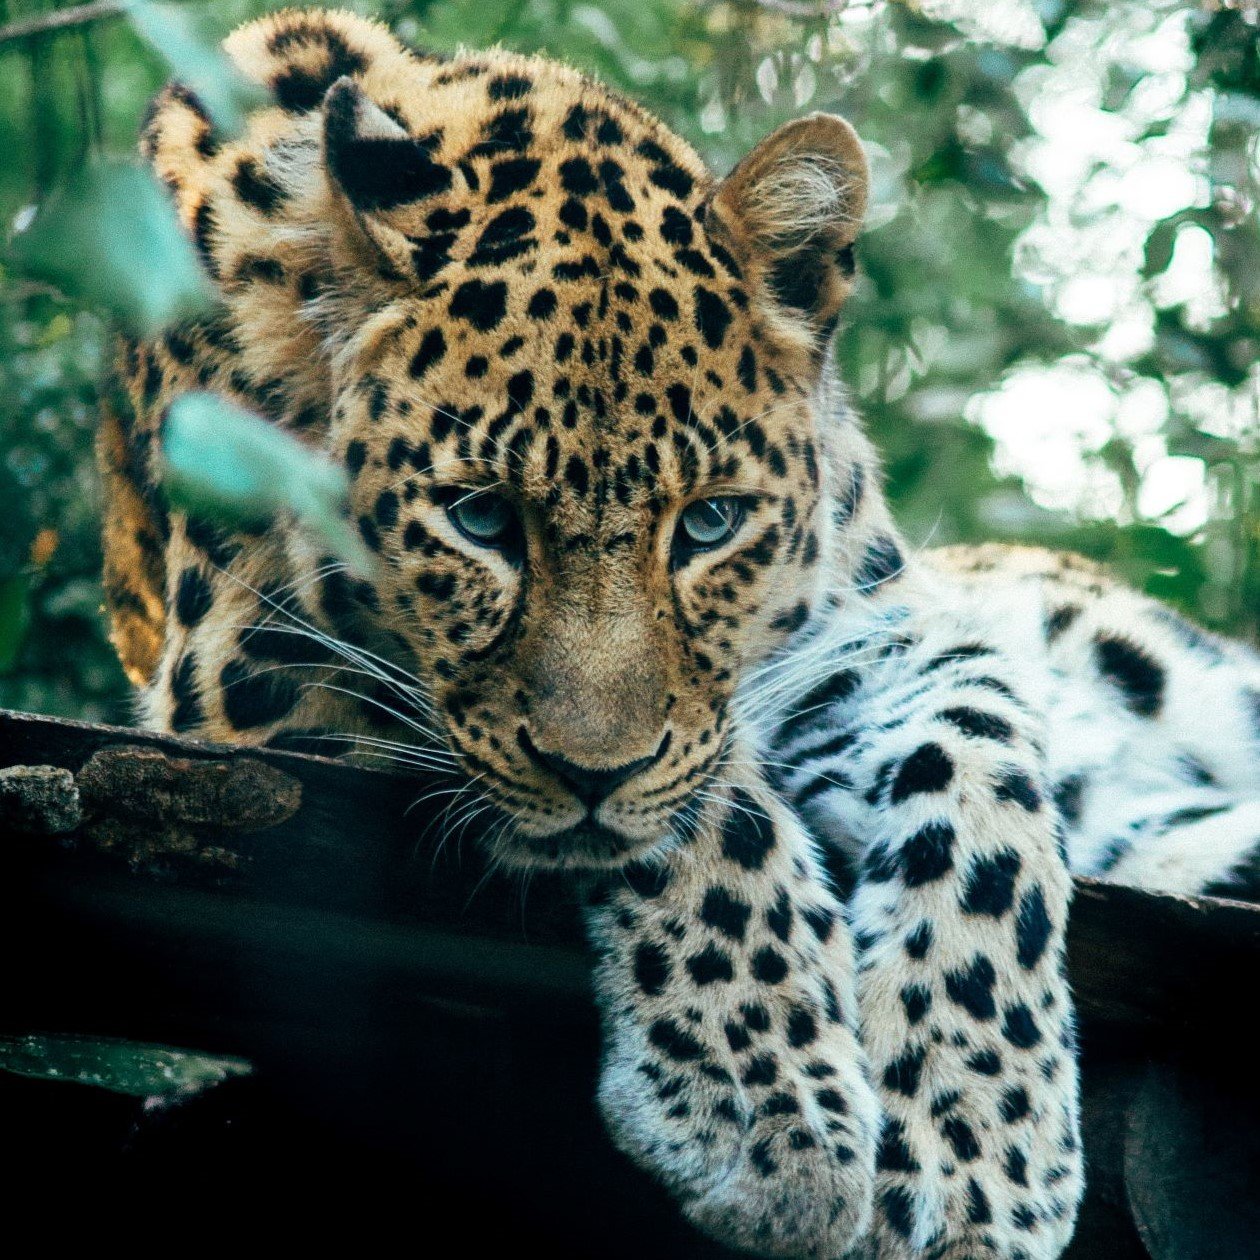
[
  {"left": 318, "top": 74, "right": 868, "bottom": 868},
  {"left": 133, "top": 13, "right": 869, "bottom": 868},
  {"left": 339, "top": 268, "right": 837, "bottom": 867}
]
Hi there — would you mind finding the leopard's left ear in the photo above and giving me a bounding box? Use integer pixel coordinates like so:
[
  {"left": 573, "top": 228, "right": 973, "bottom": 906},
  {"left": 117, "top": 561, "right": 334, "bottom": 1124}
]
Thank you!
[
  {"left": 713, "top": 114, "right": 868, "bottom": 342},
  {"left": 323, "top": 76, "right": 452, "bottom": 279}
]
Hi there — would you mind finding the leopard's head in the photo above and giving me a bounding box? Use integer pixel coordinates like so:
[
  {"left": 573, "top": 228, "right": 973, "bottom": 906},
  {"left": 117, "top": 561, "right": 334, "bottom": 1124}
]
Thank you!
[
  {"left": 160, "top": 14, "right": 871, "bottom": 868},
  {"left": 310, "top": 46, "right": 870, "bottom": 867}
]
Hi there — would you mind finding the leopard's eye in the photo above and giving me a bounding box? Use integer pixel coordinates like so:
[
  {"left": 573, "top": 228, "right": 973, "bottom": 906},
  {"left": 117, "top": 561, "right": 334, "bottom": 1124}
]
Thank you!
[
  {"left": 675, "top": 496, "right": 746, "bottom": 557},
  {"left": 445, "top": 490, "right": 519, "bottom": 551}
]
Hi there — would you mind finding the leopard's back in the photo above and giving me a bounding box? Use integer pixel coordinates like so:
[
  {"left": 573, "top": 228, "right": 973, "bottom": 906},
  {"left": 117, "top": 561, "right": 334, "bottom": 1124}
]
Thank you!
[{"left": 927, "top": 544, "right": 1260, "bottom": 895}]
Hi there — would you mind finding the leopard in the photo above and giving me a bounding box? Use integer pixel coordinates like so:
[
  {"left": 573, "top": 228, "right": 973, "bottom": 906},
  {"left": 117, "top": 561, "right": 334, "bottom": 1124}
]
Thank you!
[{"left": 97, "top": 8, "right": 1260, "bottom": 1258}]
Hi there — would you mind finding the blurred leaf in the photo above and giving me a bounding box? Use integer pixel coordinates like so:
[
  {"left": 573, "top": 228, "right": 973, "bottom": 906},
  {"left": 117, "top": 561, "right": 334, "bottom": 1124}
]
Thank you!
[
  {"left": 1144, "top": 219, "right": 1181, "bottom": 278},
  {"left": 1167, "top": 429, "right": 1241, "bottom": 464},
  {"left": 0, "top": 1033, "right": 250, "bottom": 1098},
  {"left": 162, "top": 393, "right": 373, "bottom": 579},
  {"left": 7, "top": 161, "right": 214, "bottom": 335},
  {"left": 0, "top": 574, "right": 31, "bottom": 674},
  {"left": 963, "top": 147, "right": 1028, "bottom": 198},
  {"left": 42, "top": 575, "right": 110, "bottom": 621},
  {"left": 1102, "top": 62, "right": 1144, "bottom": 112},
  {"left": 127, "top": 1, "right": 269, "bottom": 136},
  {"left": 912, "top": 58, "right": 950, "bottom": 101}
]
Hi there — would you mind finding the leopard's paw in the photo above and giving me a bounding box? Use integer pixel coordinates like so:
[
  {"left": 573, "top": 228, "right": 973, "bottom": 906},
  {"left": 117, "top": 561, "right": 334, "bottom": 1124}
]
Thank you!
[
  {"left": 682, "top": 1111, "right": 876, "bottom": 1258},
  {"left": 851, "top": 1127, "right": 1083, "bottom": 1260},
  {"left": 598, "top": 1040, "right": 879, "bottom": 1259}
]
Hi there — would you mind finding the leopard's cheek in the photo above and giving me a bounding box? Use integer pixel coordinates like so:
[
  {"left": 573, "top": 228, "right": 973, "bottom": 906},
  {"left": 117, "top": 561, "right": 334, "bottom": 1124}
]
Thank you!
[
  {"left": 385, "top": 521, "right": 521, "bottom": 677},
  {"left": 672, "top": 506, "right": 810, "bottom": 676}
]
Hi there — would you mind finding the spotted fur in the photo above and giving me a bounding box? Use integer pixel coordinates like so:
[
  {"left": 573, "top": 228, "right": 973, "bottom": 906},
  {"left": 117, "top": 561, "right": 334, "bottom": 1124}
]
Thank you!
[{"left": 100, "top": 10, "right": 1260, "bottom": 1257}]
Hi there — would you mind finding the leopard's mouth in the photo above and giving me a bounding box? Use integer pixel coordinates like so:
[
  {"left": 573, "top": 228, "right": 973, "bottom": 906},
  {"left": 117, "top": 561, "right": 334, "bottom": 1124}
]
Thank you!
[{"left": 444, "top": 741, "right": 723, "bottom": 870}]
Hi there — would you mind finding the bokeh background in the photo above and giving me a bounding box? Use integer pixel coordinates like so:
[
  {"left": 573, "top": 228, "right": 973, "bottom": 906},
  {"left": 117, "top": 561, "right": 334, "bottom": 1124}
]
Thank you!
[{"left": 0, "top": 0, "right": 1257, "bottom": 724}]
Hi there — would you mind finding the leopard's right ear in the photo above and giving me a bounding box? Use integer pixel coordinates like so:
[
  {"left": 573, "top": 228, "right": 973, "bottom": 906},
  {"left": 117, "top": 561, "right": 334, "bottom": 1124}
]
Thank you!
[
  {"left": 713, "top": 113, "right": 868, "bottom": 346},
  {"left": 322, "top": 76, "right": 452, "bottom": 280}
]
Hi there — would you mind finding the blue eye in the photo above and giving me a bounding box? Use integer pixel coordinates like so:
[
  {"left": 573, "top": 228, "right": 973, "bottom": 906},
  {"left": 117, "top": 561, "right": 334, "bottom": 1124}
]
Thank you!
[
  {"left": 675, "top": 497, "right": 746, "bottom": 554},
  {"left": 446, "top": 491, "right": 518, "bottom": 549}
]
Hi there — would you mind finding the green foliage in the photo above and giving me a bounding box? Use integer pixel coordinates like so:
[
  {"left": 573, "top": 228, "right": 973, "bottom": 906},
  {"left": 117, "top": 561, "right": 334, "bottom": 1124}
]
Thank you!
[
  {"left": 0, "top": 0, "right": 1256, "bottom": 723},
  {"left": 128, "top": 0, "right": 269, "bottom": 133},
  {"left": 0, "top": 298, "right": 123, "bottom": 719},
  {"left": 9, "top": 160, "right": 215, "bottom": 334},
  {"left": 0, "top": 571, "right": 32, "bottom": 673}
]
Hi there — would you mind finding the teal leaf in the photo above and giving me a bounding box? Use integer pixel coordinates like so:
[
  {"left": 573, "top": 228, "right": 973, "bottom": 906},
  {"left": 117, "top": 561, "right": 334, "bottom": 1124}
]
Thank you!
[
  {"left": 126, "top": 1, "right": 270, "bottom": 137},
  {"left": 162, "top": 393, "right": 373, "bottom": 578},
  {"left": 0, "top": 1033, "right": 250, "bottom": 1098},
  {"left": 7, "top": 161, "right": 215, "bottom": 336}
]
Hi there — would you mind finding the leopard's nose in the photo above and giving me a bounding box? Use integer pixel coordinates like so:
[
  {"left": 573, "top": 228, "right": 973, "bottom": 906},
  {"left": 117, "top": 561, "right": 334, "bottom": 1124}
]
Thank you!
[{"left": 516, "top": 727, "right": 671, "bottom": 807}]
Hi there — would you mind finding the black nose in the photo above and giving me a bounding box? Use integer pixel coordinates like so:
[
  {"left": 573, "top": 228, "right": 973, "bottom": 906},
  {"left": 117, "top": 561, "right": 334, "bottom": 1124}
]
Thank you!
[{"left": 517, "top": 728, "right": 670, "bottom": 808}]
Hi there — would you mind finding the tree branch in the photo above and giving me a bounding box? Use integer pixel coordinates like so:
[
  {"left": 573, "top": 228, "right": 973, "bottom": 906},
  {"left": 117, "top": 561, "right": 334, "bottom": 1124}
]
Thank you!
[{"left": 0, "top": 2, "right": 124, "bottom": 47}]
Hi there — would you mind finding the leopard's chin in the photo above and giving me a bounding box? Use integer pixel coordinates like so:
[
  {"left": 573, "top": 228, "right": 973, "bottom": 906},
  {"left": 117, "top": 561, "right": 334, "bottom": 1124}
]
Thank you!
[
  {"left": 474, "top": 784, "right": 712, "bottom": 871},
  {"left": 496, "top": 819, "right": 666, "bottom": 871},
  {"left": 481, "top": 800, "right": 711, "bottom": 870}
]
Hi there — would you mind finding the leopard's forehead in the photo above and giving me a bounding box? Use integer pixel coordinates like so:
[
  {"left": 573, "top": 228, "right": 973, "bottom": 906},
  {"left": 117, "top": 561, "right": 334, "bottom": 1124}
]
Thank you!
[
  {"left": 332, "top": 54, "right": 771, "bottom": 380},
  {"left": 384, "top": 50, "right": 712, "bottom": 226},
  {"left": 306, "top": 32, "right": 724, "bottom": 281},
  {"left": 245, "top": 7, "right": 709, "bottom": 180},
  {"left": 320, "top": 51, "right": 818, "bottom": 519}
]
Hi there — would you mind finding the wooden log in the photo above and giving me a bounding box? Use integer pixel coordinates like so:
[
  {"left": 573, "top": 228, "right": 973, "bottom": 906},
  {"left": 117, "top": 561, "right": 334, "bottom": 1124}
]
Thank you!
[{"left": 5, "top": 708, "right": 1259, "bottom": 1031}]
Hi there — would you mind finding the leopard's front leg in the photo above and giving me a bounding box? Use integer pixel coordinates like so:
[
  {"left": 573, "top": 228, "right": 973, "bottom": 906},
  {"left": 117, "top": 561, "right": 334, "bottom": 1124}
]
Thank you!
[
  {"left": 582, "top": 752, "right": 880, "bottom": 1258},
  {"left": 836, "top": 668, "right": 1084, "bottom": 1258}
]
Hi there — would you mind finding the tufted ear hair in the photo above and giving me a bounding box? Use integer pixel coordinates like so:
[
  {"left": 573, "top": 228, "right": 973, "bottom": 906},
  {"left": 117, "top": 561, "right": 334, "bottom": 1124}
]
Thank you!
[
  {"left": 322, "top": 76, "right": 452, "bottom": 280},
  {"left": 713, "top": 113, "right": 869, "bottom": 343}
]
